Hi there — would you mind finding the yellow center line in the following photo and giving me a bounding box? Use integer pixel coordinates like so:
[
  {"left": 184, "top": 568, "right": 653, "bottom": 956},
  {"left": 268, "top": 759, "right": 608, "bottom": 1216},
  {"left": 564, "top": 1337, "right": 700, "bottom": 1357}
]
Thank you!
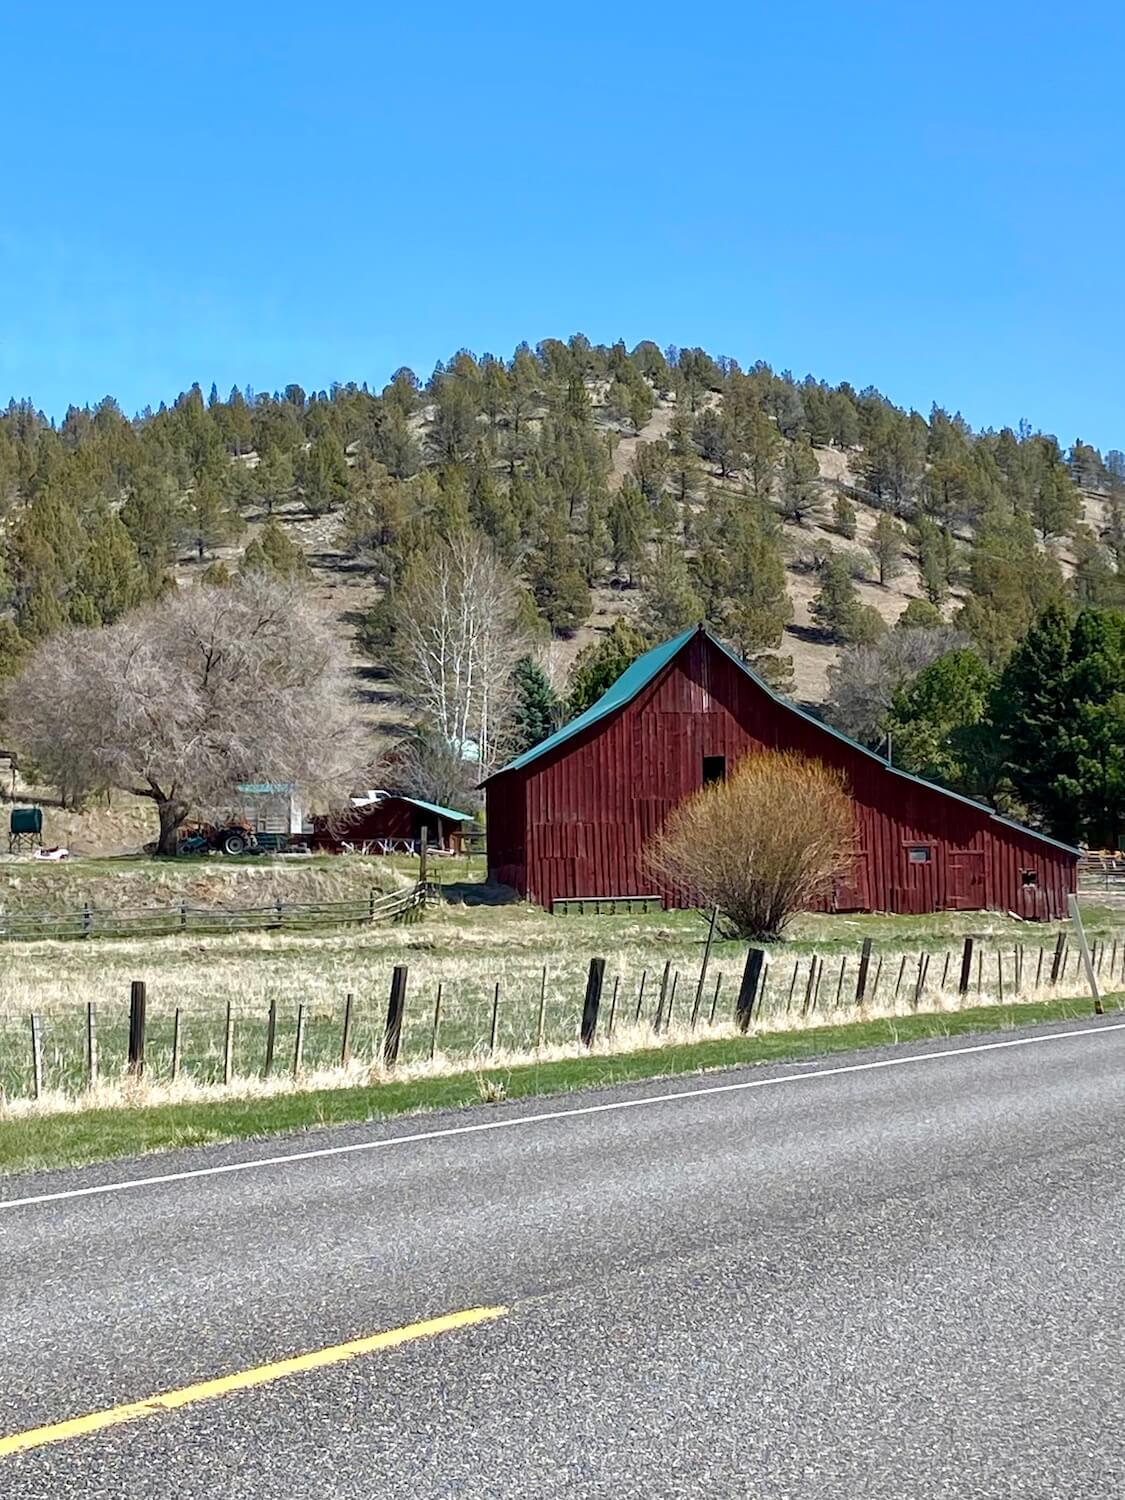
[{"left": 0, "top": 1305, "right": 508, "bottom": 1459}]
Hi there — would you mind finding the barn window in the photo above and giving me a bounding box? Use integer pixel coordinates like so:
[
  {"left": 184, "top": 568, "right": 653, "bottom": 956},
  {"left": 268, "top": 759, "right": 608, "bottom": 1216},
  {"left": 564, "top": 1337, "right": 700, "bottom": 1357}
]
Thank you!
[
  {"left": 907, "top": 846, "right": 932, "bottom": 864},
  {"left": 1021, "top": 869, "right": 1039, "bottom": 887},
  {"left": 702, "top": 755, "right": 726, "bottom": 786}
]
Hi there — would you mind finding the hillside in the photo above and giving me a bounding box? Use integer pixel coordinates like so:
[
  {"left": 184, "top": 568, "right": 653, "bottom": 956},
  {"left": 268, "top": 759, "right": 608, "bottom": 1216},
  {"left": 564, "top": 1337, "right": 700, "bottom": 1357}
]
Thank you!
[{"left": 1, "top": 337, "right": 1122, "bottom": 854}]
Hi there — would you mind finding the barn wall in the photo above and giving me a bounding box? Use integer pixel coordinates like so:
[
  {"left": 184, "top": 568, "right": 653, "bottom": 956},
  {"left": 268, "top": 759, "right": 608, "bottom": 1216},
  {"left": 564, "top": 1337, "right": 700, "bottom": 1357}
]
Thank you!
[{"left": 487, "top": 634, "right": 1076, "bottom": 916}]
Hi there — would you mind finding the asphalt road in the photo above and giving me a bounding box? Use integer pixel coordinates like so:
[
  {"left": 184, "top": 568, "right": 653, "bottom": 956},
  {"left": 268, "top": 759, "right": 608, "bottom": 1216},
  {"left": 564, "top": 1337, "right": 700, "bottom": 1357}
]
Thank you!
[{"left": 1, "top": 1018, "right": 1124, "bottom": 1498}]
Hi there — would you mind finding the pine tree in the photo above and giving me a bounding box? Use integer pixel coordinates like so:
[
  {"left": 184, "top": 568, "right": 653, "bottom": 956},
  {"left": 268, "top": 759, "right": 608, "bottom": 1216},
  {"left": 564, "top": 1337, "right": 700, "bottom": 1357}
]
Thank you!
[
  {"left": 241, "top": 518, "right": 309, "bottom": 579},
  {"left": 992, "top": 603, "right": 1075, "bottom": 836},
  {"left": 567, "top": 620, "right": 647, "bottom": 714},
  {"left": 833, "top": 494, "right": 857, "bottom": 539},
  {"left": 509, "top": 657, "right": 560, "bottom": 753},
  {"left": 811, "top": 554, "right": 883, "bottom": 645},
  {"left": 297, "top": 432, "right": 348, "bottom": 516},
  {"left": 779, "top": 436, "right": 821, "bottom": 523},
  {"left": 872, "top": 513, "right": 905, "bottom": 585},
  {"left": 640, "top": 544, "right": 703, "bottom": 640},
  {"left": 607, "top": 479, "right": 649, "bottom": 584}
]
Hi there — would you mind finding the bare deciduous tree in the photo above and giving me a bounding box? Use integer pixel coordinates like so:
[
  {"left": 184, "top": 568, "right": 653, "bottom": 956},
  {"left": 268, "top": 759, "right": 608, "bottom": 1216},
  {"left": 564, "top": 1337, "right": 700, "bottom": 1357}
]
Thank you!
[
  {"left": 5, "top": 575, "right": 371, "bottom": 854},
  {"left": 645, "top": 752, "right": 857, "bottom": 939},
  {"left": 824, "top": 626, "right": 966, "bottom": 745},
  {"left": 391, "top": 533, "right": 530, "bottom": 773}
]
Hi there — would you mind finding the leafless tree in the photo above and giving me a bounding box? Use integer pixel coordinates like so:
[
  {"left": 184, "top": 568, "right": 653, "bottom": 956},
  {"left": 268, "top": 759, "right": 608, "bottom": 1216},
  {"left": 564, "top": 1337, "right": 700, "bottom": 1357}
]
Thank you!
[
  {"left": 824, "top": 625, "right": 966, "bottom": 744},
  {"left": 5, "top": 575, "right": 372, "bottom": 854},
  {"left": 645, "top": 751, "right": 857, "bottom": 939},
  {"left": 390, "top": 532, "right": 530, "bottom": 773}
]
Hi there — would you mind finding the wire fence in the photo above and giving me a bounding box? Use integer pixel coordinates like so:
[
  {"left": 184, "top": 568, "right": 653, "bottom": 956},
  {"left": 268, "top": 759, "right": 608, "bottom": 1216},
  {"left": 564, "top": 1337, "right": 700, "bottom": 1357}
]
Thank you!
[{"left": 0, "top": 927, "right": 1114, "bottom": 1105}]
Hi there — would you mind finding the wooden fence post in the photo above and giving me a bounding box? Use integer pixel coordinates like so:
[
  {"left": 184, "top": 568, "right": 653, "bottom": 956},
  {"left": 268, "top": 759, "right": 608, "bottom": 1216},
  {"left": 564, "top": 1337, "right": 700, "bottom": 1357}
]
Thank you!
[
  {"left": 736, "top": 948, "right": 765, "bottom": 1033},
  {"left": 340, "top": 993, "right": 354, "bottom": 1068},
  {"left": 384, "top": 965, "right": 409, "bottom": 1067},
  {"left": 581, "top": 958, "right": 605, "bottom": 1048},
  {"left": 959, "top": 938, "right": 974, "bottom": 997},
  {"left": 368, "top": 889, "right": 376, "bottom": 923},
  {"left": 419, "top": 826, "right": 429, "bottom": 887},
  {"left": 128, "top": 980, "right": 147, "bottom": 1077},
  {"left": 913, "top": 954, "right": 929, "bottom": 1009},
  {"left": 86, "top": 1002, "right": 98, "bottom": 1088},
  {"left": 263, "top": 999, "right": 277, "bottom": 1077},
  {"left": 171, "top": 1009, "right": 182, "bottom": 1082},
  {"left": 180, "top": 900, "right": 188, "bottom": 931},
  {"left": 855, "top": 938, "right": 873, "bottom": 1004},
  {"left": 292, "top": 1003, "right": 306, "bottom": 1078},
  {"left": 82, "top": 903, "right": 92, "bottom": 939},
  {"left": 430, "top": 983, "right": 443, "bottom": 1060},
  {"left": 1049, "top": 932, "right": 1066, "bottom": 984},
  {"left": 30, "top": 1014, "right": 43, "bottom": 1100},
  {"left": 223, "top": 1002, "right": 235, "bottom": 1086}
]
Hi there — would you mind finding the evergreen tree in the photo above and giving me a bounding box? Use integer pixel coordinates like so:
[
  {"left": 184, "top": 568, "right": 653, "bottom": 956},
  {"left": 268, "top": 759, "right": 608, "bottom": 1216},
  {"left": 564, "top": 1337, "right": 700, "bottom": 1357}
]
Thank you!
[
  {"left": 991, "top": 603, "right": 1076, "bottom": 836},
  {"left": 607, "top": 479, "right": 649, "bottom": 584},
  {"left": 885, "top": 649, "right": 993, "bottom": 789},
  {"left": 832, "top": 494, "right": 857, "bottom": 539},
  {"left": 811, "top": 554, "right": 883, "bottom": 645},
  {"left": 509, "top": 656, "right": 561, "bottom": 753},
  {"left": 241, "top": 518, "right": 310, "bottom": 579},
  {"left": 896, "top": 598, "right": 944, "bottom": 630},
  {"left": 640, "top": 544, "right": 703, "bottom": 640},
  {"left": 296, "top": 432, "right": 348, "bottom": 516},
  {"left": 779, "top": 436, "right": 821, "bottom": 524},
  {"left": 872, "top": 512, "right": 905, "bottom": 585},
  {"left": 567, "top": 620, "right": 647, "bottom": 714}
]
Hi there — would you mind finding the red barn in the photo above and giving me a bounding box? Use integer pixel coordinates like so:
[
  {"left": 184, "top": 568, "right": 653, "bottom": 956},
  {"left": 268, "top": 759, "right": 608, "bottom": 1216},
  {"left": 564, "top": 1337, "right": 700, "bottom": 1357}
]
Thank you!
[
  {"left": 313, "top": 792, "right": 472, "bottom": 854},
  {"left": 483, "top": 626, "right": 1078, "bottom": 917}
]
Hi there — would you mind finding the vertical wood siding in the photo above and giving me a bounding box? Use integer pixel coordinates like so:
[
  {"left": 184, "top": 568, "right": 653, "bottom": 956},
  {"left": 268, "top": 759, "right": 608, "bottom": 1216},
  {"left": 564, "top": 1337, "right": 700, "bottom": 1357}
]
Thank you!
[{"left": 485, "top": 634, "right": 1077, "bottom": 916}]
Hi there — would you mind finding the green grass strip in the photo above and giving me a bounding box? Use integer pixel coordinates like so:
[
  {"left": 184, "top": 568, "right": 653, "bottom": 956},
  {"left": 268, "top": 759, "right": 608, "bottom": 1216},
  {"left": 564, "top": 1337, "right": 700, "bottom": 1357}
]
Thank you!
[{"left": 0, "top": 992, "right": 1119, "bottom": 1179}]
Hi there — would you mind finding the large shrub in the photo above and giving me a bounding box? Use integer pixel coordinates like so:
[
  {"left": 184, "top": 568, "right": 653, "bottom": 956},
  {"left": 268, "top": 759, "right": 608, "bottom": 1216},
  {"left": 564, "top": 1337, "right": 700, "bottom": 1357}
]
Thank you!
[{"left": 645, "top": 751, "right": 856, "bottom": 939}]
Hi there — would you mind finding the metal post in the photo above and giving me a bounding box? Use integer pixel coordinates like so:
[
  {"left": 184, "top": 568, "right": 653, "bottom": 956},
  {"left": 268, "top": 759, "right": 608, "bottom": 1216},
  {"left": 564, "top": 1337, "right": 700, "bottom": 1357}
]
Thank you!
[
  {"left": 692, "top": 906, "right": 720, "bottom": 1028},
  {"left": 223, "top": 1002, "right": 235, "bottom": 1086},
  {"left": 488, "top": 981, "right": 500, "bottom": 1055},
  {"left": 30, "top": 1014, "right": 43, "bottom": 1100},
  {"left": 263, "top": 999, "right": 277, "bottom": 1077},
  {"left": 292, "top": 1003, "right": 306, "bottom": 1077},
  {"left": 86, "top": 1002, "right": 98, "bottom": 1088},
  {"left": 430, "top": 983, "right": 443, "bottom": 1060},
  {"left": 340, "top": 993, "right": 354, "bottom": 1068},
  {"left": 171, "top": 1009, "right": 182, "bottom": 1082}
]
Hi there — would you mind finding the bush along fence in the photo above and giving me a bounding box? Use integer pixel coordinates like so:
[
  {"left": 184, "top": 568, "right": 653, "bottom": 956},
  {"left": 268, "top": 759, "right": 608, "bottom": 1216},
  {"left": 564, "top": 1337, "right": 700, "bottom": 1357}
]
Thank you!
[
  {"left": 0, "top": 929, "right": 1116, "bottom": 1106},
  {"left": 0, "top": 883, "right": 428, "bottom": 943}
]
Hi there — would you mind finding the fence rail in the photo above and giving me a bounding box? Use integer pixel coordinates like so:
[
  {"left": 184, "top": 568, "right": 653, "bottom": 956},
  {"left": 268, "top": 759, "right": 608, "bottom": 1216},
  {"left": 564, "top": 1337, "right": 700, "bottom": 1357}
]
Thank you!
[{"left": 0, "top": 883, "right": 427, "bottom": 943}]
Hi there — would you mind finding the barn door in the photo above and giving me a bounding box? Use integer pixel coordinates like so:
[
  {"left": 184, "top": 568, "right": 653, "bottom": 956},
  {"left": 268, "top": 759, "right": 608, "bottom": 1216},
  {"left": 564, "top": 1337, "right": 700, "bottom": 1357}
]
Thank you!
[{"left": 946, "top": 849, "right": 985, "bottom": 910}]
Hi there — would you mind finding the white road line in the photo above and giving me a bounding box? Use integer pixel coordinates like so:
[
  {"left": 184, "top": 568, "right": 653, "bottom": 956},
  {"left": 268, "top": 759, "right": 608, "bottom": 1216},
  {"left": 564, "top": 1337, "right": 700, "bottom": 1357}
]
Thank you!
[{"left": 2, "top": 1019, "right": 1122, "bottom": 1212}]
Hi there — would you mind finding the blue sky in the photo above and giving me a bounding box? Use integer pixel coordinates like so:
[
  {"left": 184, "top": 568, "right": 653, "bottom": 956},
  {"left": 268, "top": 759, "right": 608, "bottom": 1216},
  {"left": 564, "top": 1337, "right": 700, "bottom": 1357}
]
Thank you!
[{"left": 2, "top": 2, "right": 1122, "bottom": 449}]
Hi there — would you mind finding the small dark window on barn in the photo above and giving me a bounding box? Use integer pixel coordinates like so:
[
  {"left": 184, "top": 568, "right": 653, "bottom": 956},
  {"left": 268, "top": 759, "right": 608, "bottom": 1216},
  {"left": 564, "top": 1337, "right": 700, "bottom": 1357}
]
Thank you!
[
  {"left": 1021, "top": 869, "right": 1038, "bottom": 887},
  {"left": 702, "top": 755, "right": 726, "bottom": 786},
  {"left": 907, "top": 846, "right": 932, "bottom": 864}
]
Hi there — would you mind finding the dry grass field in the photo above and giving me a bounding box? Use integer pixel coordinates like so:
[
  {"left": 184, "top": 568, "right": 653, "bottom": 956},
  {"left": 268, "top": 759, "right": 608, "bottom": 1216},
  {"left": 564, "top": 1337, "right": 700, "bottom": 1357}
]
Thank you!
[{"left": 0, "top": 852, "right": 1118, "bottom": 1113}]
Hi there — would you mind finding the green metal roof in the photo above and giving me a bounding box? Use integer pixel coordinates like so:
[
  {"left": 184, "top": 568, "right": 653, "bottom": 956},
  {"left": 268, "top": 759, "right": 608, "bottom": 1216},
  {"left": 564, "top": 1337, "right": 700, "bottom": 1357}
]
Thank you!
[
  {"left": 485, "top": 625, "right": 1079, "bottom": 858},
  {"left": 397, "top": 795, "right": 474, "bottom": 823}
]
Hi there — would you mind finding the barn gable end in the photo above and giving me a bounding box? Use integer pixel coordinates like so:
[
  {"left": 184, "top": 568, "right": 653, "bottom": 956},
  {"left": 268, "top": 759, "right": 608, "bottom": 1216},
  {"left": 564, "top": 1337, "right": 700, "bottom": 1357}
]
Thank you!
[{"left": 484, "top": 627, "right": 1078, "bottom": 917}]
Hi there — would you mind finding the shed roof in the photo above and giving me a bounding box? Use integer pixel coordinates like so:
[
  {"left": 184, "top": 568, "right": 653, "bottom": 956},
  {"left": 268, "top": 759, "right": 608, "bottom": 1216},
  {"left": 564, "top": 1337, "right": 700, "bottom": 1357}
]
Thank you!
[
  {"left": 353, "top": 791, "right": 473, "bottom": 823},
  {"left": 485, "top": 626, "right": 1079, "bottom": 858}
]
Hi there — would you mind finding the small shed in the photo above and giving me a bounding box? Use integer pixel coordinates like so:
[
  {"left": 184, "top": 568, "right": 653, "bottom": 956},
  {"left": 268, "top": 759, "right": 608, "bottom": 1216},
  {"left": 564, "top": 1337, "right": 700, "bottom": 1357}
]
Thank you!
[
  {"left": 483, "top": 626, "right": 1079, "bottom": 917},
  {"left": 314, "top": 792, "right": 473, "bottom": 855}
]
